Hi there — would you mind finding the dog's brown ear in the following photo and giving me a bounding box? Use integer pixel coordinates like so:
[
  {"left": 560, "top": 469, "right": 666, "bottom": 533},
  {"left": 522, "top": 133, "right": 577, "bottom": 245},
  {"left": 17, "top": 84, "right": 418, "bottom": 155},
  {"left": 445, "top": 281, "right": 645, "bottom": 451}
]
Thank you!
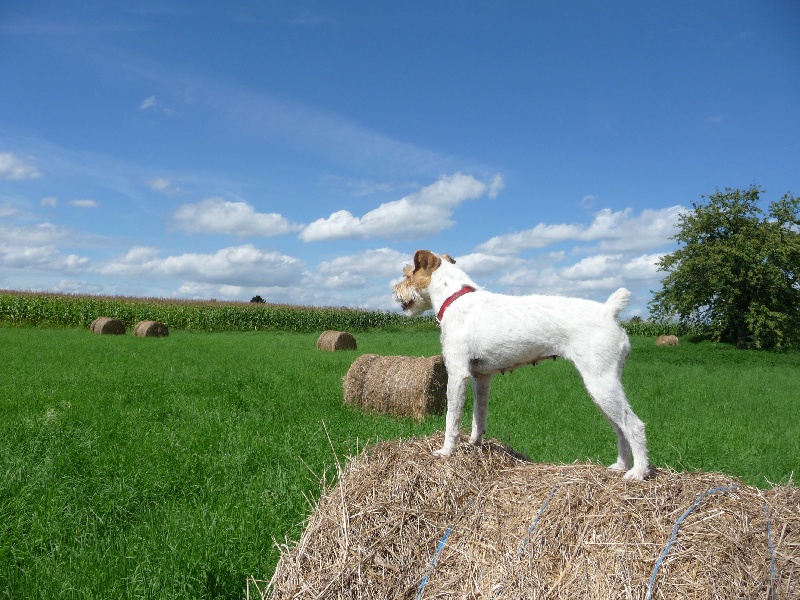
[
  {"left": 413, "top": 249, "right": 441, "bottom": 272},
  {"left": 441, "top": 254, "right": 456, "bottom": 264}
]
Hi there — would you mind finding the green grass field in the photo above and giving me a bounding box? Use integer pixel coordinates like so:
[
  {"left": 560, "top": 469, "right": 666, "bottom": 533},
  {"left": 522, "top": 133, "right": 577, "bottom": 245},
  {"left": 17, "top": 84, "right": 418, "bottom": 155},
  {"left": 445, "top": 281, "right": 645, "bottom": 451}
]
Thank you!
[{"left": 1, "top": 326, "right": 797, "bottom": 599}]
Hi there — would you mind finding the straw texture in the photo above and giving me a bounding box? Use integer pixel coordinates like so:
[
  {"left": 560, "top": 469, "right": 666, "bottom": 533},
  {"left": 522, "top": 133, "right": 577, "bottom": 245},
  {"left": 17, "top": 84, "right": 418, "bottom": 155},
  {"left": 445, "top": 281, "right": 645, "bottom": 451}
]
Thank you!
[
  {"left": 317, "top": 331, "right": 358, "bottom": 351},
  {"left": 133, "top": 320, "right": 169, "bottom": 337},
  {"left": 342, "top": 355, "right": 447, "bottom": 422},
  {"left": 260, "top": 433, "right": 798, "bottom": 599},
  {"left": 89, "top": 317, "right": 126, "bottom": 335}
]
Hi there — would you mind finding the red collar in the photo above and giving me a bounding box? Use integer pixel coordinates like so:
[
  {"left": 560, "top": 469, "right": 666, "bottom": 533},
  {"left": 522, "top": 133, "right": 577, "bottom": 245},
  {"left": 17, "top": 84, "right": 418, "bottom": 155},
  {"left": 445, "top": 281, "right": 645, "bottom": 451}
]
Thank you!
[{"left": 436, "top": 285, "right": 476, "bottom": 323}]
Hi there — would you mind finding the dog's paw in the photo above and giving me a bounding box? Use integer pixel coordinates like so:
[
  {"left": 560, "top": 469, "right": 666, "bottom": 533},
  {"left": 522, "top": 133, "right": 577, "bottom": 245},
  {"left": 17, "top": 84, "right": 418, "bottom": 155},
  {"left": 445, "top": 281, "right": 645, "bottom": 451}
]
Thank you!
[
  {"left": 468, "top": 435, "right": 483, "bottom": 446},
  {"left": 607, "top": 460, "right": 628, "bottom": 472},
  {"left": 432, "top": 447, "right": 455, "bottom": 458},
  {"left": 622, "top": 468, "right": 649, "bottom": 481}
]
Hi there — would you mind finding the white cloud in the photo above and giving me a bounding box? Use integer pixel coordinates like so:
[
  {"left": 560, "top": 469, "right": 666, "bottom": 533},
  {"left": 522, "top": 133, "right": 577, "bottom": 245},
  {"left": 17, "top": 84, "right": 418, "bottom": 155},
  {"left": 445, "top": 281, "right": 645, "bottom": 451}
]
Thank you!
[
  {"left": 621, "top": 253, "right": 664, "bottom": 280},
  {"left": 299, "top": 172, "right": 501, "bottom": 242},
  {"left": 0, "top": 152, "right": 41, "bottom": 180},
  {"left": 463, "top": 206, "right": 684, "bottom": 312},
  {"left": 0, "top": 244, "right": 88, "bottom": 271},
  {"left": 0, "top": 232, "right": 89, "bottom": 272},
  {"left": 476, "top": 205, "right": 684, "bottom": 255},
  {"left": 560, "top": 254, "right": 622, "bottom": 280},
  {"left": 453, "top": 252, "right": 526, "bottom": 276},
  {"left": 1, "top": 222, "right": 72, "bottom": 245},
  {"left": 0, "top": 203, "right": 18, "bottom": 218},
  {"left": 477, "top": 223, "right": 584, "bottom": 255},
  {"left": 68, "top": 199, "right": 99, "bottom": 208},
  {"left": 99, "top": 244, "right": 305, "bottom": 288},
  {"left": 316, "top": 247, "right": 408, "bottom": 278},
  {"left": 147, "top": 177, "right": 182, "bottom": 195},
  {"left": 173, "top": 197, "right": 301, "bottom": 237},
  {"left": 40, "top": 196, "right": 58, "bottom": 207},
  {"left": 139, "top": 95, "right": 157, "bottom": 110}
]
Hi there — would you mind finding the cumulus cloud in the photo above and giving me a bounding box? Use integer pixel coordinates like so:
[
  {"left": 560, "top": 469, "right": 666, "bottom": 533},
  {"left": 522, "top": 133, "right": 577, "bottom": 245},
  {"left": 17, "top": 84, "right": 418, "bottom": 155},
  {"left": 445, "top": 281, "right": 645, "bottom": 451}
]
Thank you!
[
  {"left": 1, "top": 222, "right": 72, "bottom": 245},
  {"left": 299, "top": 172, "right": 502, "bottom": 242},
  {"left": 463, "top": 206, "right": 685, "bottom": 309},
  {"left": 560, "top": 254, "right": 623, "bottom": 280},
  {"left": 99, "top": 244, "right": 304, "bottom": 288},
  {"left": 0, "top": 203, "right": 18, "bottom": 218},
  {"left": 477, "top": 205, "right": 684, "bottom": 255},
  {"left": 477, "top": 223, "right": 584, "bottom": 255},
  {"left": 173, "top": 197, "right": 302, "bottom": 237},
  {"left": 0, "top": 223, "right": 89, "bottom": 271},
  {"left": 0, "top": 152, "right": 41, "bottom": 180},
  {"left": 588, "top": 206, "right": 685, "bottom": 252},
  {"left": 451, "top": 252, "right": 526, "bottom": 276},
  {"left": 316, "top": 247, "right": 408, "bottom": 278}
]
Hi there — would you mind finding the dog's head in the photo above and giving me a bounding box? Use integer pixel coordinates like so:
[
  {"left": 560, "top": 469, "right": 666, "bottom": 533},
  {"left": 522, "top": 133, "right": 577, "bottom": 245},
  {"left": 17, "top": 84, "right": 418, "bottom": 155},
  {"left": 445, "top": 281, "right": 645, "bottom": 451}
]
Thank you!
[{"left": 393, "top": 250, "right": 455, "bottom": 316}]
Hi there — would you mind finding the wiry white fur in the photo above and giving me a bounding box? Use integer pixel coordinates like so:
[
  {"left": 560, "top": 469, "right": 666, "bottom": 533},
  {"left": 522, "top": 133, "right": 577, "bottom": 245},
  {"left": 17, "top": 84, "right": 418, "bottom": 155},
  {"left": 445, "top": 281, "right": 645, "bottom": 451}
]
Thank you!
[{"left": 393, "top": 252, "right": 650, "bottom": 481}]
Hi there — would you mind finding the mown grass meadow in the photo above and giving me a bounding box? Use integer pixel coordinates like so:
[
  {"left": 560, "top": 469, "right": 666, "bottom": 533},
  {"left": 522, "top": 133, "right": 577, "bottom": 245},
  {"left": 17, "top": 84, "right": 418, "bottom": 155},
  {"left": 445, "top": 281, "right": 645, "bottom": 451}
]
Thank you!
[{"left": 1, "top": 295, "right": 796, "bottom": 599}]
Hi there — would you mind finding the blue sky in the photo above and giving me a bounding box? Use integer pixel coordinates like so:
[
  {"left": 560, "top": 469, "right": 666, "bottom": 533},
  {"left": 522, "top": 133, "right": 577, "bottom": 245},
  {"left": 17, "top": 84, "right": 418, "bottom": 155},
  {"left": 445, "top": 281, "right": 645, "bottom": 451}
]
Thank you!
[{"left": 1, "top": 1, "right": 798, "bottom": 316}]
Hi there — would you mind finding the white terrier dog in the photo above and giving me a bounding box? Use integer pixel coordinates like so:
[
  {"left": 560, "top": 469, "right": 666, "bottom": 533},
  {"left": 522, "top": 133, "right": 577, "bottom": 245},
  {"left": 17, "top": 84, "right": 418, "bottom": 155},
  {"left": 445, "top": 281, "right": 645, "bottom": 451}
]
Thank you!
[{"left": 393, "top": 250, "right": 649, "bottom": 481}]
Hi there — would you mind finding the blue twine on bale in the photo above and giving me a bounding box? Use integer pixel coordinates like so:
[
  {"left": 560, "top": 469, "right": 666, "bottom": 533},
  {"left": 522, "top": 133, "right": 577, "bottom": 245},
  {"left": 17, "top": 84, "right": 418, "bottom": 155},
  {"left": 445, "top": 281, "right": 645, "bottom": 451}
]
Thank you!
[
  {"left": 764, "top": 502, "right": 776, "bottom": 599},
  {"left": 415, "top": 498, "right": 475, "bottom": 600},
  {"left": 645, "top": 484, "right": 739, "bottom": 600},
  {"left": 516, "top": 484, "right": 560, "bottom": 558}
]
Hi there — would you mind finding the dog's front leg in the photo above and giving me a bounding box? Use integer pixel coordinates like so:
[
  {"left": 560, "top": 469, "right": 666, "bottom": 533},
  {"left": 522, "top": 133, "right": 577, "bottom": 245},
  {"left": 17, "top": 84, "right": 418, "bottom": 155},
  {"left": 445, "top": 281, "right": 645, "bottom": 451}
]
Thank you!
[
  {"left": 434, "top": 374, "right": 469, "bottom": 456},
  {"left": 469, "top": 373, "right": 492, "bottom": 446}
]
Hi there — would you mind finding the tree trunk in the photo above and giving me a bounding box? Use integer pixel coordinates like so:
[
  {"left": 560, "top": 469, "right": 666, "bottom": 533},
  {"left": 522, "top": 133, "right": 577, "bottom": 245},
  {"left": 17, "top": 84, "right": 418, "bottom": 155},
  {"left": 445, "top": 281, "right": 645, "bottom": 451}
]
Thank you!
[{"left": 736, "top": 322, "right": 748, "bottom": 349}]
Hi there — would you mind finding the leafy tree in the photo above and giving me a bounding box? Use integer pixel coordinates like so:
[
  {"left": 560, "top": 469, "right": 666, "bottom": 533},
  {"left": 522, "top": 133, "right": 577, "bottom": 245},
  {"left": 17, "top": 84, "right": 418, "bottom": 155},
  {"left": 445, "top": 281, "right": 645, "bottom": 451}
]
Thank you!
[
  {"left": 649, "top": 185, "right": 800, "bottom": 350},
  {"left": 250, "top": 295, "right": 265, "bottom": 304}
]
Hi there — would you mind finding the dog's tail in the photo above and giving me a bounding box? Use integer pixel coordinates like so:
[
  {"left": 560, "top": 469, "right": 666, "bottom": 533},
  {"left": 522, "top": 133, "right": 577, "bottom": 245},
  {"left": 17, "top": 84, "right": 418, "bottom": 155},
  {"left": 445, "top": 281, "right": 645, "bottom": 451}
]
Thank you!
[{"left": 605, "top": 288, "right": 631, "bottom": 318}]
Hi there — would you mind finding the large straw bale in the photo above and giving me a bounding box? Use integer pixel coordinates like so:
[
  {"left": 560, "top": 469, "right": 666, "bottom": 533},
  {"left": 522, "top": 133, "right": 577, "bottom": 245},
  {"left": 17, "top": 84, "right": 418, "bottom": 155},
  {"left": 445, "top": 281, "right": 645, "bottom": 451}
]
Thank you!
[
  {"left": 343, "top": 355, "right": 447, "bottom": 422},
  {"left": 90, "top": 317, "right": 126, "bottom": 335},
  {"left": 317, "top": 330, "right": 357, "bottom": 351},
  {"left": 133, "top": 320, "right": 169, "bottom": 337},
  {"left": 261, "top": 433, "right": 799, "bottom": 600},
  {"left": 655, "top": 335, "right": 680, "bottom": 347}
]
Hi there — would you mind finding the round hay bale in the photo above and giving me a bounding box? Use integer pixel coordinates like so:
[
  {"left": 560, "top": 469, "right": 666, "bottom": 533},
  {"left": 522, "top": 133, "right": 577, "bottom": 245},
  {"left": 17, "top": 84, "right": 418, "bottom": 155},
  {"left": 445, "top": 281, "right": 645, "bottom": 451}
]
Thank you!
[
  {"left": 317, "top": 330, "right": 357, "bottom": 351},
  {"left": 343, "top": 355, "right": 447, "bottom": 422},
  {"left": 89, "top": 317, "right": 126, "bottom": 335},
  {"left": 133, "top": 320, "right": 169, "bottom": 337},
  {"left": 264, "top": 434, "right": 799, "bottom": 599},
  {"left": 656, "top": 334, "right": 680, "bottom": 346}
]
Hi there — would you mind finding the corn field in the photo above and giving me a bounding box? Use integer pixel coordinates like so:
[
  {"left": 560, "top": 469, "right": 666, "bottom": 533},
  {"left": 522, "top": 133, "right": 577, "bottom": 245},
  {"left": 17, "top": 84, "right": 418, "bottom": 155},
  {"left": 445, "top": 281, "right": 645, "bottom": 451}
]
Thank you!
[
  {"left": 0, "top": 291, "right": 437, "bottom": 333},
  {"left": 0, "top": 290, "right": 700, "bottom": 337}
]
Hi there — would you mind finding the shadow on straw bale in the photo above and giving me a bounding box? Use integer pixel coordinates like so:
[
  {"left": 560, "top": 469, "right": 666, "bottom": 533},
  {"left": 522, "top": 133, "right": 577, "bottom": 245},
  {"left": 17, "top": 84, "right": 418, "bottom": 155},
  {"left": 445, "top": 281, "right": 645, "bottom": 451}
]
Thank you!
[
  {"left": 133, "top": 320, "right": 169, "bottom": 337},
  {"left": 655, "top": 335, "right": 680, "bottom": 347},
  {"left": 260, "top": 433, "right": 799, "bottom": 600},
  {"left": 90, "top": 317, "right": 126, "bottom": 335},
  {"left": 317, "top": 330, "right": 358, "bottom": 351},
  {"left": 343, "top": 354, "right": 447, "bottom": 422}
]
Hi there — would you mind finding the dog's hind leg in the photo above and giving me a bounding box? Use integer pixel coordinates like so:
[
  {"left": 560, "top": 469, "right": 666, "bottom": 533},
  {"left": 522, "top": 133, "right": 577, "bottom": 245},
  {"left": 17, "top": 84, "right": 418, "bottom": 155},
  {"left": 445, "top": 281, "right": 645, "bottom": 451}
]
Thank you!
[
  {"left": 469, "top": 373, "right": 492, "bottom": 446},
  {"left": 579, "top": 371, "right": 649, "bottom": 481}
]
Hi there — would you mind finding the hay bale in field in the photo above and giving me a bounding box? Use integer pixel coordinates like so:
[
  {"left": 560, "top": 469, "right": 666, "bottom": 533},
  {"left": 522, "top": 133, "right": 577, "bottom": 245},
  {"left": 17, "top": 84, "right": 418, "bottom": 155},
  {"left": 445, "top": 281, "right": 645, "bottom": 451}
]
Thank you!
[
  {"left": 262, "top": 433, "right": 799, "bottom": 599},
  {"left": 133, "top": 320, "right": 169, "bottom": 337},
  {"left": 656, "top": 334, "right": 680, "bottom": 346},
  {"left": 89, "top": 317, "right": 126, "bottom": 335},
  {"left": 343, "top": 354, "right": 447, "bottom": 422},
  {"left": 317, "top": 330, "right": 357, "bottom": 351}
]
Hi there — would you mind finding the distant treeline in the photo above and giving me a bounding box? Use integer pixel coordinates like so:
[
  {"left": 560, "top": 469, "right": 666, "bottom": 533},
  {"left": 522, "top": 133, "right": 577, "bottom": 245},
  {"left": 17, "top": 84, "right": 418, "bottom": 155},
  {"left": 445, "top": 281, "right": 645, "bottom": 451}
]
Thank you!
[{"left": 0, "top": 290, "right": 700, "bottom": 337}]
